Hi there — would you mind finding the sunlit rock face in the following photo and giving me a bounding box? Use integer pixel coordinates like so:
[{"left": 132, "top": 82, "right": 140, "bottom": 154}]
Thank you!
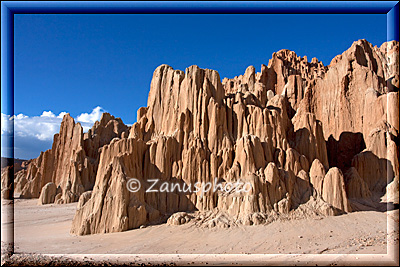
[
  {"left": 16, "top": 113, "right": 129, "bottom": 204},
  {"left": 9, "top": 40, "right": 398, "bottom": 235}
]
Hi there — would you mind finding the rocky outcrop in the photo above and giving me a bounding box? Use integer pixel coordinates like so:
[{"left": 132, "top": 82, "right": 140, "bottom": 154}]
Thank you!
[
  {"left": 382, "top": 175, "right": 399, "bottom": 204},
  {"left": 71, "top": 54, "right": 355, "bottom": 235},
  {"left": 344, "top": 167, "right": 371, "bottom": 199},
  {"left": 1, "top": 158, "right": 29, "bottom": 199},
  {"left": 222, "top": 50, "right": 327, "bottom": 112},
  {"left": 14, "top": 169, "right": 27, "bottom": 194},
  {"left": 322, "top": 168, "right": 351, "bottom": 213},
  {"left": 12, "top": 39, "right": 398, "bottom": 235},
  {"left": 16, "top": 113, "right": 129, "bottom": 204},
  {"left": 309, "top": 159, "right": 326, "bottom": 196},
  {"left": 76, "top": 191, "right": 92, "bottom": 210},
  {"left": 38, "top": 182, "right": 57, "bottom": 205},
  {"left": 1, "top": 166, "right": 13, "bottom": 199},
  {"left": 297, "top": 41, "right": 399, "bottom": 191},
  {"left": 297, "top": 40, "right": 395, "bottom": 139}
]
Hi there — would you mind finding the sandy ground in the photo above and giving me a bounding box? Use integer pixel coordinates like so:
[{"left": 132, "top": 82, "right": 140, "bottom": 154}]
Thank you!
[{"left": 6, "top": 198, "right": 397, "bottom": 256}]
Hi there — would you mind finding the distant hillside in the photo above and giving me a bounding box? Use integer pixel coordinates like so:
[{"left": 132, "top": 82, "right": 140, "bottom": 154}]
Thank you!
[{"left": 1, "top": 157, "right": 28, "bottom": 170}]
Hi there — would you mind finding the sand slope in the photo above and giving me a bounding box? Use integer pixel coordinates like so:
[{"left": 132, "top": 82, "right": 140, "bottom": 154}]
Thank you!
[{"left": 12, "top": 199, "right": 397, "bottom": 255}]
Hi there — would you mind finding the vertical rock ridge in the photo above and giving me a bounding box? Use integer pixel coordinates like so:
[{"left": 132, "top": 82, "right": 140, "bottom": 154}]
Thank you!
[{"left": 7, "top": 39, "right": 397, "bottom": 235}]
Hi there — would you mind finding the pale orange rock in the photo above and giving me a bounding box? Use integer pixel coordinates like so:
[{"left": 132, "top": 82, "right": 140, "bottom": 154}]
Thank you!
[
  {"left": 38, "top": 182, "right": 57, "bottom": 205},
  {"left": 344, "top": 167, "right": 371, "bottom": 199},
  {"left": 298, "top": 39, "right": 398, "bottom": 142},
  {"left": 18, "top": 113, "right": 129, "bottom": 204},
  {"left": 292, "top": 112, "right": 329, "bottom": 169},
  {"left": 1, "top": 166, "right": 13, "bottom": 199},
  {"left": 322, "top": 168, "right": 351, "bottom": 213},
  {"left": 71, "top": 58, "right": 338, "bottom": 234},
  {"left": 12, "top": 39, "right": 398, "bottom": 235},
  {"left": 70, "top": 39, "right": 398, "bottom": 234},
  {"left": 309, "top": 159, "right": 326, "bottom": 196}
]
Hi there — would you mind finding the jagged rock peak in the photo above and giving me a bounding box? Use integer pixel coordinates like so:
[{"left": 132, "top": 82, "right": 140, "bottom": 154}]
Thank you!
[
  {"left": 16, "top": 110, "right": 130, "bottom": 205},
  {"left": 271, "top": 48, "right": 324, "bottom": 66},
  {"left": 6, "top": 39, "right": 397, "bottom": 237}
]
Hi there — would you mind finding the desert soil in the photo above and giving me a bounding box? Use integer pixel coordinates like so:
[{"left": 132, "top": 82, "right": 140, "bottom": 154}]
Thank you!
[{"left": 7, "top": 198, "right": 397, "bottom": 255}]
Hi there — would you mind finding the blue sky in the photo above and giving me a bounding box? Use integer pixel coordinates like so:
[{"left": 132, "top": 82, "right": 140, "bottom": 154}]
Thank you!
[{"left": 3, "top": 14, "right": 387, "bottom": 159}]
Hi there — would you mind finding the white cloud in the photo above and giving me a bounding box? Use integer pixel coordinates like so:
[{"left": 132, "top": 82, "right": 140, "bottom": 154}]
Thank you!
[
  {"left": 57, "top": 112, "right": 67, "bottom": 118},
  {"left": 1, "top": 113, "right": 13, "bottom": 135},
  {"left": 13, "top": 111, "right": 66, "bottom": 141},
  {"left": 40, "top": 111, "right": 56, "bottom": 118},
  {"left": 76, "top": 106, "right": 105, "bottom": 124},
  {"left": 15, "top": 114, "right": 28, "bottom": 120},
  {"left": 1, "top": 107, "right": 106, "bottom": 159}
]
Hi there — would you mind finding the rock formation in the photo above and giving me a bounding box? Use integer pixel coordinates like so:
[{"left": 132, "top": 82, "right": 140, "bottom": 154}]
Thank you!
[
  {"left": 1, "top": 166, "right": 13, "bottom": 199},
  {"left": 1, "top": 158, "right": 29, "bottom": 199},
  {"left": 6, "top": 39, "right": 398, "bottom": 235},
  {"left": 38, "top": 182, "right": 57, "bottom": 205},
  {"left": 15, "top": 113, "right": 129, "bottom": 204}
]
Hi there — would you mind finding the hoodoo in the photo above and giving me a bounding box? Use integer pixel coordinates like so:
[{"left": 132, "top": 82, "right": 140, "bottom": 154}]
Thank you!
[{"left": 7, "top": 39, "right": 398, "bottom": 235}]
